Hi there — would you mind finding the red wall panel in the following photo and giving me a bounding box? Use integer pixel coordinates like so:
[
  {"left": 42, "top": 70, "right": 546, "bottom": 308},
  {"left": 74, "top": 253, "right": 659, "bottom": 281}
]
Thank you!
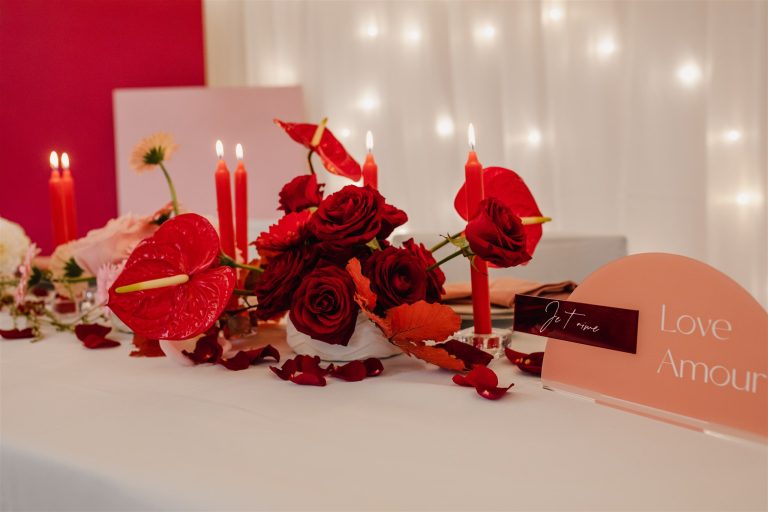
[{"left": 0, "top": 0, "right": 205, "bottom": 252}]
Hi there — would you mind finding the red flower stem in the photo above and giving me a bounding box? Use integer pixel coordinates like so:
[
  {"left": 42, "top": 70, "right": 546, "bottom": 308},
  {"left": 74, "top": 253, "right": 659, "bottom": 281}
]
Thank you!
[
  {"left": 306, "top": 149, "right": 316, "bottom": 175},
  {"left": 220, "top": 254, "right": 263, "bottom": 273},
  {"left": 427, "top": 247, "right": 469, "bottom": 271},
  {"left": 429, "top": 231, "right": 463, "bottom": 253},
  {"left": 233, "top": 288, "right": 256, "bottom": 296}
]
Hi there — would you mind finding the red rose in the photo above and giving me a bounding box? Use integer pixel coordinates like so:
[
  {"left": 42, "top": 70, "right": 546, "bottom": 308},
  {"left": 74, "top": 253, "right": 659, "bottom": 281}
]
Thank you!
[
  {"left": 254, "top": 210, "right": 311, "bottom": 261},
  {"left": 254, "top": 248, "right": 316, "bottom": 320},
  {"left": 402, "top": 238, "right": 446, "bottom": 303},
  {"left": 289, "top": 265, "right": 359, "bottom": 346},
  {"left": 362, "top": 247, "right": 427, "bottom": 311},
  {"left": 278, "top": 174, "right": 324, "bottom": 213},
  {"left": 465, "top": 197, "right": 531, "bottom": 268},
  {"left": 309, "top": 185, "right": 407, "bottom": 250}
]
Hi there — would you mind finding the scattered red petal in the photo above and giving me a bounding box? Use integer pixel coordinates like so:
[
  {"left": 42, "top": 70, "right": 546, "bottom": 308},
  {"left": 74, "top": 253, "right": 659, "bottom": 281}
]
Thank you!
[
  {"left": 220, "top": 345, "right": 280, "bottom": 371},
  {"left": 452, "top": 366, "right": 514, "bottom": 400},
  {"left": 435, "top": 339, "right": 493, "bottom": 370},
  {"left": 290, "top": 372, "right": 327, "bottom": 386},
  {"left": 182, "top": 334, "right": 222, "bottom": 365},
  {"left": 81, "top": 335, "right": 121, "bottom": 349},
  {"left": 331, "top": 360, "right": 367, "bottom": 382},
  {"left": 130, "top": 335, "right": 165, "bottom": 357},
  {"left": 363, "top": 358, "right": 384, "bottom": 377},
  {"left": 504, "top": 348, "right": 544, "bottom": 375},
  {"left": 0, "top": 328, "right": 35, "bottom": 339},
  {"left": 270, "top": 358, "right": 297, "bottom": 380},
  {"left": 476, "top": 384, "right": 514, "bottom": 400},
  {"left": 74, "top": 323, "right": 111, "bottom": 341}
]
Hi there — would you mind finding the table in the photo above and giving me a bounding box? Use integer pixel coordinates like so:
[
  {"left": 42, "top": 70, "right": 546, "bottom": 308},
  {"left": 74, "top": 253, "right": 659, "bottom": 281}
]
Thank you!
[{"left": 2, "top": 318, "right": 767, "bottom": 511}]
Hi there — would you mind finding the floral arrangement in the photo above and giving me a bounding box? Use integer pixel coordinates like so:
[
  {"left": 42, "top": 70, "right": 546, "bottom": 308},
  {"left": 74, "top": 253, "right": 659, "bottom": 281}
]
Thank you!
[{"left": 1, "top": 120, "right": 550, "bottom": 399}]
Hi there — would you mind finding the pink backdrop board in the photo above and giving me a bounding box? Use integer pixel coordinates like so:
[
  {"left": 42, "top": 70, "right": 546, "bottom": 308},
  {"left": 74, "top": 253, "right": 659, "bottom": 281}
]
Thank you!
[
  {"left": 113, "top": 86, "right": 306, "bottom": 248},
  {"left": 0, "top": 0, "right": 205, "bottom": 253},
  {"left": 542, "top": 253, "right": 768, "bottom": 442}
]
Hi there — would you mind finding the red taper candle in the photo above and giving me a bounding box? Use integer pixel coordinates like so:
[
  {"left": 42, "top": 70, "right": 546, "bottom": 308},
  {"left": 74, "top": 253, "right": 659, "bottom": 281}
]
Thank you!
[
  {"left": 464, "top": 123, "right": 492, "bottom": 334},
  {"left": 47, "top": 151, "right": 68, "bottom": 248},
  {"left": 60, "top": 152, "right": 77, "bottom": 241},
  {"left": 214, "top": 140, "right": 236, "bottom": 259},
  {"left": 234, "top": 143, "right": 248, "bottom": 264},
  {"left": 362, "top": 130, "right": 378, "bottom": 189}
]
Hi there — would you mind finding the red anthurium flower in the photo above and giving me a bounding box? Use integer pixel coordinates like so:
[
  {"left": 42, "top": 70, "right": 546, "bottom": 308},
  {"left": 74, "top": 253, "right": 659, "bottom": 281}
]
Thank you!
[
  {"left": 74, "top": 323, "right": 120, "bottom": 349},
  {"left": 505, "top": 348, "right": 545, "bottom": 375},
  {"left": 130, "top": 335, "right": 165, "bottom": 357},
  {"left": 454, "top": 166, "right": 544, "bottom": 257},
  {"left": 452, "top": 366, "right": 514, "bottom": 400},
  {"left": 0, "top": 328, "right": 35, "bottom": 339},
  {"left": 274, "top": 119, "right": 362, "bottom": 181},
  {"left": 220, "top": 345, "right": 280, "bottom": 371},
  {"left": 108, "top": 214, "right": 236, "bottom": 341}
]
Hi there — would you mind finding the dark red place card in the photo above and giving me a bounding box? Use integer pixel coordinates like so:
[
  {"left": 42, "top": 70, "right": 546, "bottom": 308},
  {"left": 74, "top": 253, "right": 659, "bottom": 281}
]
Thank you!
[{"left": 513, "top": 295, "right": 639, "bottom": 353}]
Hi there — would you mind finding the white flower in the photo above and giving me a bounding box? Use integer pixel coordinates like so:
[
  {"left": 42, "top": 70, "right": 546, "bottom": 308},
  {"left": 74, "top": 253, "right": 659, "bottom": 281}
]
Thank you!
[
  {"left": 0, "top": 217, "right": 31, "bottom": 278},
  {"left": 14, "top": 243, "right": 40, "bottom": 307}
]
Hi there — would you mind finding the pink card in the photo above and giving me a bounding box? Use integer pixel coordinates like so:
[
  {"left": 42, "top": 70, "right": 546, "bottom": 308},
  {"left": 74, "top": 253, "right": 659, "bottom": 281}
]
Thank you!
[{"left": 541, "top": 253, "right": 768, "bottom": 442}]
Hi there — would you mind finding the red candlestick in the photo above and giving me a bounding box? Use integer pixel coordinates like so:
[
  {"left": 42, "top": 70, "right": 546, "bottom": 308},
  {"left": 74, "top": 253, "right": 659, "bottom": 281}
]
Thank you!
[
  {"left": 47, "top": 151, "right": 68, "bottom": 248},
  {"left": 214, "top": 140, "right": 236, "bottom": 259},
  {"left": 234, "top": 143, "right": 248, "bottom": 264},
  {"left": 464, "top": 124, "right": 492, "bottom": 334},
  {"left": 362, "top": 130, "right": 378, "bottom": 189},
  {"left": 60, "top": 152, "right": 77, "bottom": 241}
]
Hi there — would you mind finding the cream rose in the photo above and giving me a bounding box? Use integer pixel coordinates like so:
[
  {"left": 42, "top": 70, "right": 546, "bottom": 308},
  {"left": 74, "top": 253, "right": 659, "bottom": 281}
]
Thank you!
[
  {"left": 71, "top": 214, "right": 160, "bottom": 275},
  {"left": 0, "top": 217, "right": 31, "bottom": 277}
]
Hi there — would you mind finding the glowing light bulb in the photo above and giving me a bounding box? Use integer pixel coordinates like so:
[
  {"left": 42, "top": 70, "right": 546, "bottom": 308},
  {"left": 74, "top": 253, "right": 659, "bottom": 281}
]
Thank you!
[
  {"left": 735, "top": 192, "right": 756, "bottom": 206},
  {"left": 435, "top": 116, "right": 454, "bottom": 137},
  {"left": 479, "top": 24, "right": 496, "bottom": 39},
  {"left": 358, "top": 92, "right": 380, "bottom": 112},
  {"left": 235, "top": 143, "right": 243, "bottom": 161},
  {"left": 49, "top": 151, "right": 59, "bottom": 170},
  {"left": 363, "top": 24, "right": 379, "bottom": 38},
  {"left": 216, "top": 140, "right": 224, "bottom": 159},
  {"left": 404, "top": 27, "right": 421, "bottom": 44},
  {"left": 545, "top": 6, "right": 565, "bottom": 23},
  {"left": 724, "top": 129, "right": 742, "bottom": 142},
  {"left": 596, "top": 37, "right": 617, "bottom": 57},
  {"left": 338, "top": 127, "right": 352, "bottom": 139},
  {"left": 527, "top": 129, "right": 542, "bottom": 146},
  {"left": 677, "top": 62, "right": 702, "bottom": 86}
]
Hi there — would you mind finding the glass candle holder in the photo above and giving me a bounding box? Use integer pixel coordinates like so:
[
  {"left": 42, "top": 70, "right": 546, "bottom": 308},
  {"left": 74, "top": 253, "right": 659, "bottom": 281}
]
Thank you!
[{"left": 452, "top": 326, "right": 513, "bottom": 358}]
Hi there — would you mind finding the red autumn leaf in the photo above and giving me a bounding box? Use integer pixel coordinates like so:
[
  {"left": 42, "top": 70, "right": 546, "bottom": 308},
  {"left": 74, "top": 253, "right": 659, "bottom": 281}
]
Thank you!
[
  {"left": 220, "top": 344, "right": 280, "bottom": 371},
  {"left": 274, "top": 119, "right": 362, "bottom": 181},
  {"left": 346, "top": 257, "right": 377, "bottom": 310},
  {"left": 384, "top": 301, "right": 461, "bottom": 344},
  {"left": 74, "top": 323, "right": 120, "bottom": 349},
  {"left": 130, "top": 335, "right": 165, "bottom": 357},
  {"left": 454, "top": 166, "right": 544, "bottom": 257},
  {"left": 435, "top": 339, "right": 493, "bottom": 370},
  {"left": 505, "top": 347, "right": 544, "bottom": 375},
  {"left": 0, "top": 328, "right": 35, "bottom": 339},
  {"left": 363, "top": 358, "right": 384, "bottom": 377},
  {"left": 108, "top": 213, "right": 236, "bottom": 341},
  {"left": 290, "top": 372, "right": 327, "bottom": 386},
  {"left": 331, "top": 360, "right": 367, "bottom": 382}
]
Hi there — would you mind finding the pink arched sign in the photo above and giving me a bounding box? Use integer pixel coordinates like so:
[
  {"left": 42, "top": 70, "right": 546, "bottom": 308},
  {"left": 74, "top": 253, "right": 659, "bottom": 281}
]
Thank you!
[{"left": 541, "top": 253, "right": 768, "bottom": 442}]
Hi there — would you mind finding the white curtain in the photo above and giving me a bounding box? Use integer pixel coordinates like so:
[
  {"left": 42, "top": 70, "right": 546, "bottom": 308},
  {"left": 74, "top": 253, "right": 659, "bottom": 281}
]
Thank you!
[{"left": 204, "top": 0, "right": 767, "bottom": 306}]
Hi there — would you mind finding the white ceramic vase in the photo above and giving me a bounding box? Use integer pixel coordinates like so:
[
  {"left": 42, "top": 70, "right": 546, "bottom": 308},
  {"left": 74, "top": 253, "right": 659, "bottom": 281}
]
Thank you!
[{"left": 286, "top": 312, "right": 401, "bottom": 362}]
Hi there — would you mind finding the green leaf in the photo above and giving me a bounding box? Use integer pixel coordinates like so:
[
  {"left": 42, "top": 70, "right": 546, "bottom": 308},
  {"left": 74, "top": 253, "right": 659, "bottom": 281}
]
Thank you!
[
  {"left": 449, "top": 235, "right": 469, "bottom": 250},
  {"left": 366, "top": 238, "right": 382, "bottom": 251},
  {"left": 63, "top": 258, "right": 84, "bottom": 279}
]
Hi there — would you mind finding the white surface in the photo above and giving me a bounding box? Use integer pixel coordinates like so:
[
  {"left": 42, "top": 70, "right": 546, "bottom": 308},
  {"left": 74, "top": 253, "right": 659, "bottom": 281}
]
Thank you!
[
  {"left": 394, "top": 232, "right": 627, "bottom": 284},
  {"left": 205, "top": 0, "right": 767, "bottom": 306},
  {"left": 2, "top": 318, "right": 766, "bottom": 511}
]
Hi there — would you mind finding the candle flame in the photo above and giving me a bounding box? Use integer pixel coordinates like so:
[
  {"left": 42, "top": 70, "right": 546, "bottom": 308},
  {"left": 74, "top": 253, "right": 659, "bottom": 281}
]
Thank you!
[
  {"left": 235, "top": 143, "right": 243, "bottom": 161},
  {"left": 366, "top": 130, "right": 373, "bottom": 152},
  {"left": 468, "top": 123, "right": 476, "bottom": 151},
  {"left": 216, "top": 140, "right": 224, "bottom": 159},
  {"left": 49, "top": 151, "right": 59, "bottom": 170},
  {"left": 61, "top": 152, "right": 70, "bottom": 170}
]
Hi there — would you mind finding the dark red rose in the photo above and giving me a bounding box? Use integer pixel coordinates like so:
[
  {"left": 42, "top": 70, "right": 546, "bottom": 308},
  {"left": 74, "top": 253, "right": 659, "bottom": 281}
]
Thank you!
[
  {"left": 362, "top": 247, "right": 427, "bottom": 311},
  {"left": 278, "top": 174, "right": 324, "bottom": 213},
  {"left": 254, "top": 247, "right": 316, "bottom": 320},
  {"left": 309, "top": 185, "right": 407, "bottom": 250},
  {"left": 465, "top": 197, "right": 531, "bottom": 268},
  {"left": 402, "top": 238, "right": 446, "bottom": 303},
  {"left": 254, "top": 210, "right": 311, "bottom": 261},
  {"left": 289, "top": 266, "right": 359, "bottom": 346}
]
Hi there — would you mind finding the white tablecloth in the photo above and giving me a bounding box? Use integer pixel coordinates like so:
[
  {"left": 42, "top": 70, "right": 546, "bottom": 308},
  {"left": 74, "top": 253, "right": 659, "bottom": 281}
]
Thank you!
[{"left": 1, "top": 319, "right": 766, "bottom": 511}]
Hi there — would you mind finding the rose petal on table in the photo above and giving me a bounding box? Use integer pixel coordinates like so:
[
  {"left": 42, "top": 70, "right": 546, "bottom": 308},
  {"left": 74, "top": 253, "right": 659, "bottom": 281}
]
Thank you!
[
  {"left": 0, "top": 328, "right": 35, "bottom": 339},
  {"left": 331, "top": 360, "right": 367, "bottom": 382},
  {"left": 463, "top": 365, "right": 499, "bottom": 389},
  {"left": 290, "top": 372, "right": 327, "bottom": 386},
  {"left": 81, "top": 334, "right": 120, "bottom": 349},
  {"left": 220, "top": 345, "right": 280, "bottom": 371},
  {"left": 270, "top": 358, "right": 298, "bottom": 380},
  {"left": 435, "top": 339, "right": 493, "bottom": 370},
  {"left": 363, "top": 358, "right": 384, "bottom": 377},
  {"left": 182, "top": 334, "right": 222, "bottom": 365},
  {"left": 74, "top": 323, "right": 112, "bottom": 341},
  {"left": 130, "top": 335, "right": 165, "bottom": 357},
  {"left": 476, "top": 383, "right": 514, "bottom": 400},
  {"left": 504, "top": 348, "right": 544, "bottom": 375}
]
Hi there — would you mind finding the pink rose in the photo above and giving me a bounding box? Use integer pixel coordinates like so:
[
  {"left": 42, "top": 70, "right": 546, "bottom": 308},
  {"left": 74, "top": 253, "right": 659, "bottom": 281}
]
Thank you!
[{"left": 72, "top": 214, "right": 160, "bottom": 275}]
